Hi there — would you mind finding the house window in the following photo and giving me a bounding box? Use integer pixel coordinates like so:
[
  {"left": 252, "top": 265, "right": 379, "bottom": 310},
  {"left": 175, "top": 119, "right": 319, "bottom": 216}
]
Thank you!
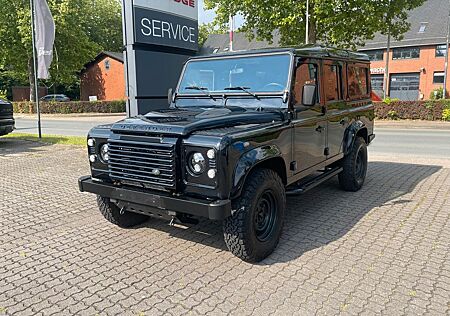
[
  {"left": 436, "top": 44, "right": 447, "bottom": 57},
  {"left": 366, "top": 50, "right": 384, "bottom": 61},
  {"left": 418, "top": 22, "right": 428, "bottom": 33},
  {"left": 392, "top": 47, "right": 420, "bottom": 60},
  {"left": 433, "top": 72, "right": 445, "bottom": 84},
  {"left": 104, "top": 59, "right": 111, "bottom": 70}
]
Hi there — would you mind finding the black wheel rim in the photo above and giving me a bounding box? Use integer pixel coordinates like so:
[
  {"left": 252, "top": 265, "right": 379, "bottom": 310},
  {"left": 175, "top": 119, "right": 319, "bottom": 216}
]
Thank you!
[
  {"left": 355, "top": 148, "right": 365, "bottom": 180},
  {"left": 254, "top": 190, "right": 277, "bottom": 242}
]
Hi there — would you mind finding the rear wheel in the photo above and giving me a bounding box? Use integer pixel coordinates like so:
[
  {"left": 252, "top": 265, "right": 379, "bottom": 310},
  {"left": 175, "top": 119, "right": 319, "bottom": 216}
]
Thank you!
[
  {"left": 97, "top": 196, "right": 149, "bottom": 228},
  {"left": 338, "top": 137, "right": 368, "bottom": 192},
  {"left": 223, "top": 169, "right": 286, "bottom": 263}
]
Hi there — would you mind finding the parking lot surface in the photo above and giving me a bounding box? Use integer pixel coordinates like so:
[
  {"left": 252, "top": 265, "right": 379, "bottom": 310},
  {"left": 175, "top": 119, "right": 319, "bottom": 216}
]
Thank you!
[{"left": 1, "top": 139, "right": 449, "bottom": 315}]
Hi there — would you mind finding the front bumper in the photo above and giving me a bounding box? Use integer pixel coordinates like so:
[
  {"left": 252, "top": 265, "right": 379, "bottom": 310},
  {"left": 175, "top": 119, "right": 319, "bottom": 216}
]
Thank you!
[{"left": 78, "top": 176, "right": 232, "bottom": 220}]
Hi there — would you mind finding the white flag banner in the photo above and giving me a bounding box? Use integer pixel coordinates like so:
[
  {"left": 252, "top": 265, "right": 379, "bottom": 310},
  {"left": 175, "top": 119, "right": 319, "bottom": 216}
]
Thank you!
[{"left": 34, "top": 0, "right": 55, "bottom": 79}]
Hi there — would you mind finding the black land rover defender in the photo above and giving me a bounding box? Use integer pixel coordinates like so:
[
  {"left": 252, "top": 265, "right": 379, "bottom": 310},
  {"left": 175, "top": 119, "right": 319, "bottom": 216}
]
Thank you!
[
  {"left": 79, "top": 46, "right": 375, "bottom": 262},
  {"left": 0, "top": 99, "right": 15, "bottom": 136}
]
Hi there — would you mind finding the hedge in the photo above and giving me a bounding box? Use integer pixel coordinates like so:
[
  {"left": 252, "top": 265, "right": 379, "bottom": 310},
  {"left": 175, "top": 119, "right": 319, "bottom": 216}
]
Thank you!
[
  {"left": 374, "top": 100, "right": 450, "bottom": 121},
  {"left": 13, "top": 100, "right": 126, "bottom": 114}
]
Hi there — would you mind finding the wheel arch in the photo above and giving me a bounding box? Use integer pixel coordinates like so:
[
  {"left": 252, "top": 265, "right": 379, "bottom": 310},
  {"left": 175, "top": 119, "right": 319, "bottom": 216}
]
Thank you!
[
  {"left": 231, "top": 146, "right": 287, "bottom": 199},
  {"left": 343, "top": 121, "right": 368, "bottom": 155}
]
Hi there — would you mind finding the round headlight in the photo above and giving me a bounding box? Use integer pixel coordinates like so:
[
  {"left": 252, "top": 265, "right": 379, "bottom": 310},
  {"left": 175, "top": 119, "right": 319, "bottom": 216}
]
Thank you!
[
  {"left": 188, "top": 152, "right": 206, "bottom": 175},
  {"left": 89, "top": 154, "right": 97, "bottom": 163},
  {"left": 207, "top": 149, "right": 215, "bottom": 159},
  {"left": 100, "top": 144, "right": 109, "bottom": 162},
  {"left": 87, "top": 138, "right": 95, "bottom": 147}
]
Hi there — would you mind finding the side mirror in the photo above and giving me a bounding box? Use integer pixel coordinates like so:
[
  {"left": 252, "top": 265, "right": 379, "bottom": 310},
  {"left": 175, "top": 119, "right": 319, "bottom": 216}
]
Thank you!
[
  {"left": 302, "top": 84, "right": 317, "bottom": 106},
  {"left": 168, "top": 88, "right": 173, "bottom": 105}
]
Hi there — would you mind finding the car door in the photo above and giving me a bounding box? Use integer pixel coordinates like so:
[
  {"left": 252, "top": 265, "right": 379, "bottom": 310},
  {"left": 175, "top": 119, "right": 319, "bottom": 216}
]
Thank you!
[
  {"left": 323, "top": 60, "right": 348, "bottom": 158},
  {"left": 291, "top": 58, "right": 327, "bottom": 173}
]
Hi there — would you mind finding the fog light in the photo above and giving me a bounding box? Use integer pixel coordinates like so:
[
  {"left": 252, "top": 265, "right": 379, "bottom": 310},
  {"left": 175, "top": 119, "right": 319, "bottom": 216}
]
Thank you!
[
  {"left": 207, "top": 169, "right": 216, "bottom": 179},
  {"left": 207, "top": 149, "right": 215, "bottom": 159},
  {"left": 89, "top": 155, "right": 97, "bottom": 163},
  {"left": 87, "top": 138, "right": 95, "bottom": 147}
]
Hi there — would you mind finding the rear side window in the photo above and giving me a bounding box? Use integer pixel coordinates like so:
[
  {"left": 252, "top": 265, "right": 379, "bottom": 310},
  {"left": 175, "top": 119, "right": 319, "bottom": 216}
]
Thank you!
[
  {"left": 348, "top": 65, "right": 369, "bottom": 99},
  {"left": 324, "top": 65, "right": 341, "bottom": 102}
]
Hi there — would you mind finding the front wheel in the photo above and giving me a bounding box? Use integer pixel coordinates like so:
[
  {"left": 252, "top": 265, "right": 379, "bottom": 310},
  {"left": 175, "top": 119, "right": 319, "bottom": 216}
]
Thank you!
[
  {"left": 223, "top": 169, "right": 286, "bottom": 263},
  {"left": 338, "top": 137, "right": 368, "bottom": 192}
]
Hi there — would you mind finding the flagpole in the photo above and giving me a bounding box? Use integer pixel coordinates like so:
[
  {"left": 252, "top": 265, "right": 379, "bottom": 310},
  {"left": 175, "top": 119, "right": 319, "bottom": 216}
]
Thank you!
[{"left": 30, "top": 0, "right": 42, "bottom": 138}]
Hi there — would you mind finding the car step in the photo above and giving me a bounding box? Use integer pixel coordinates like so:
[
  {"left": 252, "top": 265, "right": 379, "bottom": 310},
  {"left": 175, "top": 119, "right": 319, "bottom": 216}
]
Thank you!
[{"left": 286, "top": 167, "right": 343, "bottom": 196}]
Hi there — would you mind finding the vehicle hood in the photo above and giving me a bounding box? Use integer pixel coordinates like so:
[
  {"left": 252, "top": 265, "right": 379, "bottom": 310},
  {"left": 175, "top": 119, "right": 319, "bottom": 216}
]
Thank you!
[{"left": 111, "top": 107, "right": 284, "bottom": 136}]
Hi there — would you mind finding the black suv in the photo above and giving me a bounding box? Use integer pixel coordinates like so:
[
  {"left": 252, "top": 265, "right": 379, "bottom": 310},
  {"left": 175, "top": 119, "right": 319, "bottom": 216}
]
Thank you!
[
  {"left": 79, "top": 47, "right": 375, "bottom": 262},
  {"left": 0, "top": 99, "right": 15, "bottom": 136}
]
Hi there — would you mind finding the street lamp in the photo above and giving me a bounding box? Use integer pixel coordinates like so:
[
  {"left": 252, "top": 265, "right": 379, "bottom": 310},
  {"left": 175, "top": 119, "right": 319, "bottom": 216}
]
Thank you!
[{"left": 305, "top": 0, "right": 309, "bottom": 44}]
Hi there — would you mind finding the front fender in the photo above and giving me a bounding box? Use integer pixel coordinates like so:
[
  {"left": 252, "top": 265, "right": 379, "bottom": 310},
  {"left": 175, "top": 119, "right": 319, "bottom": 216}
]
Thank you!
[
  {"left": 232, "top": 145, "right": 283, "bottom": 197},
  {"left": 343, "top": 121, "right": 366, "bottom": 155}
]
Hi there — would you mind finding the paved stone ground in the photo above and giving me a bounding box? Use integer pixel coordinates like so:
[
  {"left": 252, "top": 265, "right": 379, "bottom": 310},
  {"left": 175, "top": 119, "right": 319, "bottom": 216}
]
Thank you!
[{"left": 1, "top": 139, "right": 449, "bottom": 316}]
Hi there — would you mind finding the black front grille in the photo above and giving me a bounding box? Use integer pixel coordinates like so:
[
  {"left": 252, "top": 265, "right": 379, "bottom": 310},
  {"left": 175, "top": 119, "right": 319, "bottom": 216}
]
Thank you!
[{"left": 108, "top": 139, "right": 176, "bottom": 189}]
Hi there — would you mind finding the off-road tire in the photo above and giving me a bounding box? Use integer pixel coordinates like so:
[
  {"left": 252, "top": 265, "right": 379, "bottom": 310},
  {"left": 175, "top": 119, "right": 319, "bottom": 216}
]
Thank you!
[
  {"left": 223, "top": 169, "right": 286, "bottom": 263},
  {"left": 338, "top": 137, "right": 368, "bottom": 192},
  {"left": 97, "top": 196, "right": 148, "bottom": 228}
]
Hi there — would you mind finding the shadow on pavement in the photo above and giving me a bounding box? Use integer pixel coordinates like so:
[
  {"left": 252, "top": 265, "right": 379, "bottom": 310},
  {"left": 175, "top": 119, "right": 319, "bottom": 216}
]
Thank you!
[
  {"left": 124, "top": 161, "right": 443, "bottom": 263},
  {"left": 0, "top": 138, "right": 51, "bottom": 157}
]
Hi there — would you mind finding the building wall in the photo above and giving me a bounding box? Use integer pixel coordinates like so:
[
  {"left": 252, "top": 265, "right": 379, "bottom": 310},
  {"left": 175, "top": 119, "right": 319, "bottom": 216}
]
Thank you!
[
  {"left": 367, "top": 45, "right": 448, "bottom": 100},
  {"left": 80, "top": 56, "right": 126, "bottom": 101}
]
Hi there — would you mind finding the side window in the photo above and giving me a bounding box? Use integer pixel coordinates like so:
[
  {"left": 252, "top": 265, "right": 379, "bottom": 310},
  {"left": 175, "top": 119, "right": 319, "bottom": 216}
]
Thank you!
[
  {"left": 348, "top": 65, "right": 369, "bottom": 99},
  {"left": 324, "top": 65, "right": 341, "bottom": 102},
  {"left": 293, "top": 63, "right": 319, "bottom": 105}
]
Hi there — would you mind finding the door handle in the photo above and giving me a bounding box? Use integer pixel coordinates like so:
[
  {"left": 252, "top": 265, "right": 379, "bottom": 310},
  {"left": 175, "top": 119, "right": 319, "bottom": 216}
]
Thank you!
[{"left": 315, "top": 125, "right": 325, "bottom": 133}]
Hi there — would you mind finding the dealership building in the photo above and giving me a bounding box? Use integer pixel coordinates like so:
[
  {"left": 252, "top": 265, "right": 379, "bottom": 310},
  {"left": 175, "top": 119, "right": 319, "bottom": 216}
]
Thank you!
[{"left": 202, "top": 0, "right": 450, "bottom": 101}]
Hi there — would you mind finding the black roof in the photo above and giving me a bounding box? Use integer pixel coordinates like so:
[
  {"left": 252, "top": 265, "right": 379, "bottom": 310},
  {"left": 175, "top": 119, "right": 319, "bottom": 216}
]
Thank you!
[{"left": 194, "top": 46, "right": 369, "bottom": 62}]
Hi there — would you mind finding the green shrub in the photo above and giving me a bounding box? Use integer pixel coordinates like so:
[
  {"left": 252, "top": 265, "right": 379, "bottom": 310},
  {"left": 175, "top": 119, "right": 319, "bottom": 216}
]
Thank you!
[
  {"left": 443, "top": 109, "right": 450, "bottom": 121},
  {"left": 382, "top": 97, "right": 400, "bottom": 105},
  {"left": 0, "top": 90, "right": 8, "bottom": 100},
  {"left": 13, "top": 100, "right": 126, "bottom": 114},
  {"left": 387, "top": 110, "right": 398, "bottom": 120},
  {"left": 430, "top": 87, "right": 446, "bottom": 100}
]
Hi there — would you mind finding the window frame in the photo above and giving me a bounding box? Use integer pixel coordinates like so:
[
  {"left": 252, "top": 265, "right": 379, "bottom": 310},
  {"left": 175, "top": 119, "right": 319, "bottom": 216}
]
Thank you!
[
  {"left": 392, "top": 47, "right": 420, "bottom": 60},
  {"left": 433, "top": 71, "right": 445, "bottom": 84},
  {"left": 366, "top": 50, "right": 384, "bottom": 62},
  {"left": 323, "top": 61, "right": 344, "bottom": 103},
  {"left": 436, "top": 44, "right": 447, "bottom": 58}
]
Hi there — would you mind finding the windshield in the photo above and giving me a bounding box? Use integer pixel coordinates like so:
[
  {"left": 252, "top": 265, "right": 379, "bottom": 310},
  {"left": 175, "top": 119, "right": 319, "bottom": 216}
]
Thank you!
[{"left": 178, "top": 54, "right": 292, "bottom": 95}]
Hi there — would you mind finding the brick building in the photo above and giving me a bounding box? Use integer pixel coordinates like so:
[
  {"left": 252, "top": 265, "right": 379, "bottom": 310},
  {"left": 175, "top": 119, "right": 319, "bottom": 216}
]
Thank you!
[
  {"left": 202, "top": 0, "right": 450, "bottom": 101},
  {"left": 80, "top": 52, "right": 126, "bottom": 101},
  {"left": 360, "top": 0, "right": 450, "bottom": 100}
]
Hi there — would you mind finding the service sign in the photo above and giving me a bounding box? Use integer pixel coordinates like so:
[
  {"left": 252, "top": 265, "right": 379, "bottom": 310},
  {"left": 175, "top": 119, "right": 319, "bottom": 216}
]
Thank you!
[{"left": 133, "top": 0, "right": 198, "bottom": 51}]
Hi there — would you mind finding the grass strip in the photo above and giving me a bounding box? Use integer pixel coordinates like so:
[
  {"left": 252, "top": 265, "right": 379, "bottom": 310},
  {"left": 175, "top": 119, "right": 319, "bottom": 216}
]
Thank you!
[{"left": 4, "top": 133, "right": 85, "bottom": 146}]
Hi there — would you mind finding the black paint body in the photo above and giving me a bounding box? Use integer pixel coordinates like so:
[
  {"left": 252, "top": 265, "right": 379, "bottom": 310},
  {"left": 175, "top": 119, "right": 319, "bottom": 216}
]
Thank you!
[
  {"left": 0, "top": 99, "right": 15, "bottom": 136},
  {"left": 79, "top": 47, "right": 375, "bottom": 220}
]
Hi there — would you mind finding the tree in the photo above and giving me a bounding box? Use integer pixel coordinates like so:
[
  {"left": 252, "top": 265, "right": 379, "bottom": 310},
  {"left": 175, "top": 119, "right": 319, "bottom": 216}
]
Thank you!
[
  {"left": 0, "top": 0, "right": 122, "bottom": 101},
  {"left": 204, "top": 0, "right": 426, "bottom": 48}
]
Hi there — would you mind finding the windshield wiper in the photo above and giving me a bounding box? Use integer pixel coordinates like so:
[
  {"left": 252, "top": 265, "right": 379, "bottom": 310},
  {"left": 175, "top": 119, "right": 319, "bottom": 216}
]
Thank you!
[
  {"left": 185, "top": 86, "right": 216, "bottom": 100},
  {"left": 224, "top": 86, "right": 260, "bottom": 100}
]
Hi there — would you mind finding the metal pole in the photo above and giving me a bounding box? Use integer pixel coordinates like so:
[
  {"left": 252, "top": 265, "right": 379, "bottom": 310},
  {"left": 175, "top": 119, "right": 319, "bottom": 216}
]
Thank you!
[
  {"left": 443, "top": 0, "right": 450, "bottom": 99},
  {"left": 383, "top": 27, "right": 391, "bottom": 99},
  {"left": 305, "top": 0, "right": 309, "bottom": 45},
  {"left": 29, "top": 0, "right": 42, "bottom": 138},
  {"left": 229, "top": 14, "right": 234, "bottom": 52}
]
